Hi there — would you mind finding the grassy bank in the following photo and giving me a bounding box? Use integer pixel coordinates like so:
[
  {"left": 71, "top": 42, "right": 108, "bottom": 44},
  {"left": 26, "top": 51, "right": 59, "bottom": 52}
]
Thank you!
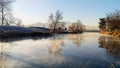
[
  {"left": 101, "top": 30, "right": 120, "bottom": 38},
  {"left": 112, "top": 31, "right": 120, "bottom": 37}
]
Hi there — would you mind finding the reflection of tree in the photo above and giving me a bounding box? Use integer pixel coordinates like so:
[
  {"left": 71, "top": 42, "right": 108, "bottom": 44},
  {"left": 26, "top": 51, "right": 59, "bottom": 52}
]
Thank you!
[
  {"left": 98, "top": 36, "right": 120, "bottom": 67},
  {"left": 99, "top": 36, "right": 120, "bottom": 59},
  {"left": 48, "top": 35, "right": 65, "bottom": 57},
  {"left": 47, "top": 35, "right": 66, "bottom": 66},
  {"left": 0, "top": 39, "right": 13, "bottom": 68},
  {"left": 68, "top": 34, "right": 83, "bottom": 47},
  {"left": 0, "top": 43, "right": 10, "bottom": 67}
]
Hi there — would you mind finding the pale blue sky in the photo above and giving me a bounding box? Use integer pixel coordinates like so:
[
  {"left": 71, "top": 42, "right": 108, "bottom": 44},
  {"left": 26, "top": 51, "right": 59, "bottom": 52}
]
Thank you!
[{"left": 12, "top": 0, "right": 120, "bottom": 26}]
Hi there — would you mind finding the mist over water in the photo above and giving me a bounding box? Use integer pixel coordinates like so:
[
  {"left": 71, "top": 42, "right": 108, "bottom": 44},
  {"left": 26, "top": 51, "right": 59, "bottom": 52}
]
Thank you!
[{"left": 0, "top": 32, "right": 120, "bottom": 68}]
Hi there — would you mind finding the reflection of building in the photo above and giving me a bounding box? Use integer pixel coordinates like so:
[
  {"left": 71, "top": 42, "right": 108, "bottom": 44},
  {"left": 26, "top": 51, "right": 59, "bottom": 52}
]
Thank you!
[
  {"left": 98, "top": 36, "right": 120, "bottom": 59},
  {"left": 68, "top": 34, "right": 83, "bottom": 46}
]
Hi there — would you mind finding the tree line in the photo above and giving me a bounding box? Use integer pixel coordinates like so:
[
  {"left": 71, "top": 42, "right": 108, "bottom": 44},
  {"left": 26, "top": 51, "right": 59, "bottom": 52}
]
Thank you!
[
  {"left": 48, "top": 10, "right": 84, "bottom": 33},
  {"left": 99, "top": 10, "right": 120, "bottom": 32}
]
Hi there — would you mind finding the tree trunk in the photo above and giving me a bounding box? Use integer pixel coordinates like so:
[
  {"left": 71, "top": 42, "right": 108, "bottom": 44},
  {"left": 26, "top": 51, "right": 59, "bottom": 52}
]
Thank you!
[
  {"left": 53, "top": 22, "right": 57, "bottom": 33},
  {"left": 2, "top": 6, "right": 4, "bottom": 26}
]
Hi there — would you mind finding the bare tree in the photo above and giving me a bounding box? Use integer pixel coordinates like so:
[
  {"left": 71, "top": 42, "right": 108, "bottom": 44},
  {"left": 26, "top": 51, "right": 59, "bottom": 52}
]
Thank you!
[
  {"left": 16, "top": 19, "right": 23, "bottom": 27},
  {"left": 106, "top": 10, "right": 120, "bottom": 31},
  {"left": 49, "top": 10, "right": 63, "bottom": 32},
  {"left": 69, "top": 20, "right": 83, "bottom": 33},
  {"left": 99, "top": 9, "right": 120, "bottom": 33},
  {"left": 4, "top": 12, "right": 16, "bottom": 25},
  {"left": 1, "top": 12, "right": 23, "bottom": 26},
  {"left": 60, "top": 22, "right": 66, "bottom": 28},
  {"left": 0, "top": 0, "right": 15, "bottom": 26}
]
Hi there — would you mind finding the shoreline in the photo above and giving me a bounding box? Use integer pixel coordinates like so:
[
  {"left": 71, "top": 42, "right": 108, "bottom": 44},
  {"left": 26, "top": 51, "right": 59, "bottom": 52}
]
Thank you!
[
  {"left": 0, "top": 26, "right": 83, "bottom": 40},
  {"left": 100, "top": 31, "right": 120, "bottom": 38}
]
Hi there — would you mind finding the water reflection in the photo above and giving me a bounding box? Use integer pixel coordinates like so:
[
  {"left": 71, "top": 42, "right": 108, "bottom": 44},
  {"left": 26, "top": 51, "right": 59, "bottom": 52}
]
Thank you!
[
  {"left": 98, "top": 36, "right": 120, "bottom": 67},
  {"left": 48, "top": 34, "right": 83, "bottom": 56},
  {"left": 68, "top": 34, "right": 83, "bottom": 47},
  {"left": 0, "top": 38, "right": 23, "bottom": 68},
  {"left": 0, "top": 42, "right": 11, "bottom": 68},
  {"left": 47, "top": 35, "right": 65, "bottom": 65},
  {"left": 46, "top": 34, "right": 84, "bottom": 67},
  {"left": 48, "top": 39, "right": 64, "bottom": 56},
  {"left": 99, "top": 36, "right": 120, "bottom": 59},
  {"left": 1, "top": 33, "right": 120, "bottom": 68}
]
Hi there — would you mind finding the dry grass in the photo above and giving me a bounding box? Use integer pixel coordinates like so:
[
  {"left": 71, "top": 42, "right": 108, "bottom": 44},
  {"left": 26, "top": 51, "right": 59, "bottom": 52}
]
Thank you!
[
  {"left": 112, "top": 31, "right": 120, "bottom": 37},
  {"left": 101, "top": 30, "right": 120, "bottom": 38}
]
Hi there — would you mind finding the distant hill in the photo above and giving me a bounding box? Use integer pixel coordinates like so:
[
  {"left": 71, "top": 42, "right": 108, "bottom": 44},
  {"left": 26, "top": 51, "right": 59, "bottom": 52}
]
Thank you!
[
  {"left": 29, "top": 22, "right": 49, "bottom": 28},
  {"left": 85, "top": 25, "right": 99, "bottom": 31}
]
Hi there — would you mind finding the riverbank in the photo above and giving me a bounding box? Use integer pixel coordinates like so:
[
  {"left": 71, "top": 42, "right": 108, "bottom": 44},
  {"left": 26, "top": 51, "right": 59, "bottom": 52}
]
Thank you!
[
  {"left": 101, "top": 30, "right": 120, "bottom": 38},
  {"left": 0, "top": 26, "right": 83, "bottom": 38},
  {"left": 0, "top": 26, "right": 52, "bottom": 38}
]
